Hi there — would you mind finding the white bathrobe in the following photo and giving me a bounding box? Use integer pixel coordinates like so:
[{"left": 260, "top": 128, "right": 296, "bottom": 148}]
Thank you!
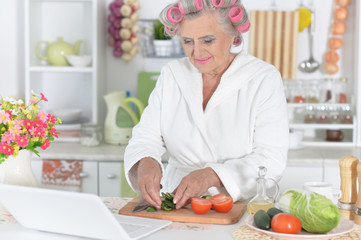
[{"left": 125, "top": 52, "right": 289, "bottom": 201}]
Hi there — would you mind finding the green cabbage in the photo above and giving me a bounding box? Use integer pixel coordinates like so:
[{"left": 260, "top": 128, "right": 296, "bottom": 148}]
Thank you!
[{"left": 278, "top": 189, "right": 341, "bottom": 233}]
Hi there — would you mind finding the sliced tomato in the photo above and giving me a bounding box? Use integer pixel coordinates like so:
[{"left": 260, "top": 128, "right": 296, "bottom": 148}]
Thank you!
[
  {"left": 191, "top": 197, "right": 212, "bottom": 214},
  {"left": 210, "top": 194, "right": 233, "bottom": 213},
  {"left": 271, "top": 213, "right": 302, "bottom": 234}
]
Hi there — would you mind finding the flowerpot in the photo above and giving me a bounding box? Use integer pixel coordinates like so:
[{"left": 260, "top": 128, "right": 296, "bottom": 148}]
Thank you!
[
  {"left": 0, "top": 149, "right": 38, "bottom": 215},
  {"left": 153, "top": 40, "right": 174, "bottom": 57}
]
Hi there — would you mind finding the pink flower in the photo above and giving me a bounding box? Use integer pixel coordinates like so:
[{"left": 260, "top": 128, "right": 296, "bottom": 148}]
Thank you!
[
  {"left": 23, "top": 119, "right": 33, "bottom": 130},
  {"left": 9, "top": 124, "right": 21, "bottom": 136},
  {"left": 1, "top": 132, "right": 13, "bottom": 144},
  {"left": 37, "top": 110, "right": 48, "bottom": 123},
  {"left": 0, "top": 143, "right": 14, "bottom": 156},
  {"left": 0, "top": 110, "right": 10, "bottom": 124},
  {"left": 47, "top": 114, "right": 56, "bottom": 124},
  {"left": 28, "top": 126, "right": 37, "bottom": 136},
  {"left": 34, "top": 127, "right": 45, "bottom": 138},
  {"left": 49, "top": 127, "right": 58, "bottom": 138},
  {"left": 6, "top": 110, "right": 13, "bottom": 119},
  {"left": 41, "top": 139, "right": 50, "bottom": 150},
  {"left": 16, "top": 135, "right": 29, "bottom": 147},
  {"left": 30, "top": 99, "right": 40, "bottom": 104},
  {"left": 40, "top": 93, "right": 48, "bottom": 102}
]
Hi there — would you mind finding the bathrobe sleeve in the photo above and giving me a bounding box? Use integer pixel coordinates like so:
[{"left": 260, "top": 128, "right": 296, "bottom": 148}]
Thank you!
[
  {"left": 124, "top": 71, "right": 167, "bottom": 192},
  {"left": 205, "top": 70, "right": 289, "bottom": 201}
]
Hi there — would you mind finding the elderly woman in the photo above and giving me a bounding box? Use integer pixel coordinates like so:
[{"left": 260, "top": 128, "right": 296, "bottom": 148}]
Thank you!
[{"left": 124, "top": 0, "right": 289, "bottom": 210}]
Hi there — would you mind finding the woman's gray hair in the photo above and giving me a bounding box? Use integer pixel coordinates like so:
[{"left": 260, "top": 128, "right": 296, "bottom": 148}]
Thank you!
[{"left": 158, "top": 0, "right": 249, "bottom": 38}]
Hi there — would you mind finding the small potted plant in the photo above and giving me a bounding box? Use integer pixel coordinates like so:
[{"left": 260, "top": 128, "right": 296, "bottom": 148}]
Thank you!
[{"left": 152, "top": 19, "right": 174, "bottom": 57}]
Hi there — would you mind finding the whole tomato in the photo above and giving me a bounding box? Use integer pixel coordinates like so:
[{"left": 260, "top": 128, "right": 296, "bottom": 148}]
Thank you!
[{"left": 271, "top": 213, "right": 302, "bottom": 234}]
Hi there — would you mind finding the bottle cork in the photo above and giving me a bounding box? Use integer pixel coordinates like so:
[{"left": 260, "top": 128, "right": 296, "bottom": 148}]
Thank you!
[
  {"left": 354, "top": 162, "right": 361, "bottom": 225},
  {"left": 339, "top": 155, "right": 358, "bottom": 220}
]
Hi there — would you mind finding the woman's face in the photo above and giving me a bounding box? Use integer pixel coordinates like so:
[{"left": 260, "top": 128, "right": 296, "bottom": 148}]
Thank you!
[{"left": 179, "top": 11, "right": 235, "bottom": 76}]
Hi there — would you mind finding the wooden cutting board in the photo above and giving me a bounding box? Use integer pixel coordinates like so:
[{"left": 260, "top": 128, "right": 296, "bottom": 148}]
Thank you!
[
  {"left": 118, "top": 197, "right": 247, "bottom": 225},
  {"left": 249, "top": 10, "right": 299, "bottom": 80}
]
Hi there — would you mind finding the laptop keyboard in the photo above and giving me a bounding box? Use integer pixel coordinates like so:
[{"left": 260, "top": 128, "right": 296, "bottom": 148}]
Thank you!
[{"left": 119, "top": 222, "right": 146, "bottom": 234}]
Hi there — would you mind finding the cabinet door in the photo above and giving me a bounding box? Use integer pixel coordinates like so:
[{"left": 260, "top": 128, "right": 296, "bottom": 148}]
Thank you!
[
  {"left": 80, "top": 161, "right": 98, "bottom": 194},
  {"left": 99, "top": 162, "right": 121, "bottom": 197},
  {"left": 278, "top": 164, "right": 323, "bottom": 194},
  {"left": 324, "top": 161, "right": 341, "bottom": 190}
]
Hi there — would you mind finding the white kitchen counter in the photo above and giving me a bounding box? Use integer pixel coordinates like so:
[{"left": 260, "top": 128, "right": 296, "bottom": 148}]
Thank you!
[{"left": 36, "top": 142, "right": 361, "bottom": 163}]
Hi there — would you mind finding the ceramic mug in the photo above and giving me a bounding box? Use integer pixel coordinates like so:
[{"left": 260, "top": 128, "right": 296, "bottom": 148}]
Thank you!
[
  {"left": 326, "top": 129, "right": 344, "bottom": 142},
  {"left": 289, "top": 130, "right": 303, "bottom": 149},
  {"left": 303, "top": 181, "right": 342, "bottom": 204}
]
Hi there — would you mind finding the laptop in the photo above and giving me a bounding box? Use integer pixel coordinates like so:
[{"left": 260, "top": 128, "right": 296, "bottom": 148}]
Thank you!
[{"left": 0, "top": 184, "right": 171, "bottom": 240}]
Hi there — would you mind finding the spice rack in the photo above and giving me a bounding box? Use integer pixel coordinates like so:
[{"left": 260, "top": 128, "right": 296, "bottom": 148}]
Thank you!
[{"left": 288, "top": 103, "right": 356, "bottom": 147}]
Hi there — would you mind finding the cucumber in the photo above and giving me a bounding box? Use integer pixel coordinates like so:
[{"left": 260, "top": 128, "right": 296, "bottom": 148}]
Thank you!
[
  {"left": 267, "top": 207, "right": 283, "bottom": 219},
  {"left": 254, "top": 210, "right": 271, "bottom": 230}
]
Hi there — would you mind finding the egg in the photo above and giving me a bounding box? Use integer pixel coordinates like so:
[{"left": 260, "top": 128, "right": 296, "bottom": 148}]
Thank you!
[
  {"left": 329, "top": 37, "right": 343, "bottom": 49},
  {"left": 334, "top": 7, "right": 348, "bottom": 21},
  {"left": 337, "top": 0, "right": 352, "bottom": 7},
  {"left": 332, "top": 22, "right": 346, "bottom": 35},
  {"left": 325, "top": 62, "right": 339, "bottom": 75},
  {"left": 325, "top": 51, "right": 339, "bottom": 63}
]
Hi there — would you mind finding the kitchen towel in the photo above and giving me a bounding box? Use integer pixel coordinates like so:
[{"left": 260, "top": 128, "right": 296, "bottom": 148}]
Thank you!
[
  {"left": 41, "top": 160, "right": 83, "bottom": 192},
  {"left": 249, "top": 10, "right": 299, "bottom": 80}
]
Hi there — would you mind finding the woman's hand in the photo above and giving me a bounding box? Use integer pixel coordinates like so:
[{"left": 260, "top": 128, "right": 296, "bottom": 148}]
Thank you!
[
  {"left": 136, "top": 157, "right": 162, "bottom": 209},
  {"left": 173, "top": 167, "right": 223, "bottom": 209}
]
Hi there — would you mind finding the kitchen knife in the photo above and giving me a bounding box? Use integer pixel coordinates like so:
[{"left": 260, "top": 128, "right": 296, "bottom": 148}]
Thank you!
[{"left": 132, "top": 198, "right": 152, "bottom": 213}]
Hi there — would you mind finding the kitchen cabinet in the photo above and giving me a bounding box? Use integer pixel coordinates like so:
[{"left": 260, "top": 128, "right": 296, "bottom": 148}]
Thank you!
[
  {"left": 31, "top": 159, "right": 121, "bottom": 197},
  {"left": 24, "top": 0, "right": 103, "bottom": 141}
]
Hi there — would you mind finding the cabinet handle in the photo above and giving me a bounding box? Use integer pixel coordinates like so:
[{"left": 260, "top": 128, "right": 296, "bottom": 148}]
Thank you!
[
  {"left": 107, "top": 173, "right": 116, "bottom": 179},
  {"left": 79, "top": 172, "right": 88, "bottom": 178}
]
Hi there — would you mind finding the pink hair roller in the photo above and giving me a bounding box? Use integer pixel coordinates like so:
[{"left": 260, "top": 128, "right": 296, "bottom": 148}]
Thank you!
[
  {"left": 229, "top": 7, "right": 243, "bottom": 22},
  {"left": 236, "top": 20, "right": 250, "bottom": 33},
  {"left": 165, "top": 26, "right": 178, "bottom": 34},
  {"left": 195, "top": 0, "right": 203, "bottom": 10},
  {"left": 212, "top": 0, "right": 223, "bottom": 7},
  {"left": 230, "top": 0, "right": 237, "bottom": 6},
  {"left": 178, "top": 0, "right": 186, "bottom": 14},
  {"left": 167, "top": 7, "right": 183, "bottom": 23}
]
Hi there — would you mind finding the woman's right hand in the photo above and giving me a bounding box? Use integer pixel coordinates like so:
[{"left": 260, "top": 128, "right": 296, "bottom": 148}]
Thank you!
[{"left": 136, "top": 157, "right": 162, "bottom": 209}]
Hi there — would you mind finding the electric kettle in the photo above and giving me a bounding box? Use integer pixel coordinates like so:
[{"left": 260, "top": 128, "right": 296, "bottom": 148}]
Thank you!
[{"left": 104, "top": 91, "right": 145, "bottom": 145}]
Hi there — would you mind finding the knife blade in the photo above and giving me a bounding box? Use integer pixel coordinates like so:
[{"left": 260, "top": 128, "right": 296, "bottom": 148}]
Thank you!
[{"left": 132, "top": 198, "right": 152, "bottom": 213}]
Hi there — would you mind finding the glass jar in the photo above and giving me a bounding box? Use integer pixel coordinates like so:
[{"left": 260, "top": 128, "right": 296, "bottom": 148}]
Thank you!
[
  {"left": 341, "top": 106, "right": 353, "bottom": 124},
  {"left": 328, "top": 106, "right": 340, "bottom": 124},
  {"left": 292, "top": 81, "right": 306, "bottom": 103},
  {"left": 304, "top": 106, "right": 316, "bottom": 123},
  {"left": 283, "top": 80, "right": 291, "bottom": 103},
  {"left": 336, "top": 77, "right": 348, "bottom": 103},
  {"left": 322, "top": 78, "right": 334, "bottom": 103},
  {"left": 306, "top": 80, "right": 319, "bottom": 103},
  {"left": 80, "top": 123, "right": 102, "bottom": 147},
  {"left": 316, "top": 106, "right": 329, "bottom": 123}
]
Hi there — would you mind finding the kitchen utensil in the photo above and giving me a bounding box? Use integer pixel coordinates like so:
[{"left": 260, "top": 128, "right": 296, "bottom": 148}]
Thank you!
[
  {"left": 249, "top": 10, "right": 299, "bottom": 79},
  {"left": 326, "top": 129, "right": 344, "bottom": 142},
  {"left": 245, "top": 215, "right": 354, "bottom": 239},
  {"left": 104, "top": 91, "right": 144, "bottom": 145},
  {"left": 50, "top": 108, "right": 82, "bottom": 123},
  {"left": 119, "top": 197, "right": 246, "bottom": 225},
  {"left": 354, "top": 162, "right": 361, "bottom": 225},
  {"left": 338, "top": 156, "right": 358, "bottom": 220},
  {"left": 36, "top": 37, "right": 82, "bottom": 66},
  {"left": 65, "top": 55, "right": 92, "bottom": 67},
  {"left": 132, "top": 198, "right": 152, "bottom": 213},
  {"left": 247, "top": 166, "right": 279, "bottom": 215},
  {"left": 298, "top": 10, "right": 320, "bottom": 73}
]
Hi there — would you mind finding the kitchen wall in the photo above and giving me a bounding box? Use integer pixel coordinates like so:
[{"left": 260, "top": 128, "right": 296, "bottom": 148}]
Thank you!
[{"left": 0, "top": 0, "right": 359, "bottom": 126}]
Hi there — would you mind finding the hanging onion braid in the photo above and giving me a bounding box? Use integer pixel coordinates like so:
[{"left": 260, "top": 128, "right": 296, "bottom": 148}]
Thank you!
[{"left": 159, "top": 0, "right": 250, "bottom": 37}]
